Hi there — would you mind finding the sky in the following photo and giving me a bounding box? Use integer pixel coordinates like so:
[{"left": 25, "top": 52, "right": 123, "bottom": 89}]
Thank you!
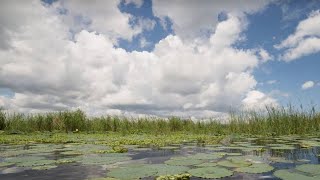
[{"left": 0, "top": 0, "right": 320, "bottom": 118}]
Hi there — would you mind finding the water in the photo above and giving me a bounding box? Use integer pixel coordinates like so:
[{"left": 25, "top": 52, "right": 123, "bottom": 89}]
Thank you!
[{"left": 0, "top": 136, "right": 319, "bottom": 180}]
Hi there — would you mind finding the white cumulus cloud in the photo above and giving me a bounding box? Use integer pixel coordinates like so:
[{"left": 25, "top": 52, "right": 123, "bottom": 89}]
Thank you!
[
  {"left": 152, "top": 0, "right": 270, "bottom": 40},
  {"left": 0, "top": 0, "right": 277, "bottom": 117},
  {"left": 301, "top": 81, "right": 315, "bottom": 90},
  {"left": 275, "top": 10, "right": 320, "bottom": 61}
]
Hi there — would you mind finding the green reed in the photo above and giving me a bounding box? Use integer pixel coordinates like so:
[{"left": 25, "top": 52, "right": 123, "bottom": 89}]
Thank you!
[{"left": 0, "top": 105, "right": 319, "bottom": 136}]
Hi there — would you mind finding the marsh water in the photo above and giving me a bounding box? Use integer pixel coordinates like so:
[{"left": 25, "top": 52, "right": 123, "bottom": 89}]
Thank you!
[{"left": 0, "top": 136, "right": 320, "bottom": 180}]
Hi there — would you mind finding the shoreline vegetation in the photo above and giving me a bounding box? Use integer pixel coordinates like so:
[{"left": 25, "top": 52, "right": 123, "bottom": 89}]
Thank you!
[{"left": 0, "top": 105, "right": 320, "bottom": 145}]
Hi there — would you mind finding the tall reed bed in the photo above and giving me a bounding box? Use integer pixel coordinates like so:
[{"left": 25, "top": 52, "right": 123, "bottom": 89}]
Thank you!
[{"left": 0, "top": 105, "right": 319, "bottom": 135}]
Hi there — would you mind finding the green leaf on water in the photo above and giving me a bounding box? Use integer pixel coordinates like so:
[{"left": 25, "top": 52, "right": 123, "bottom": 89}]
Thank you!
[
  {"left": 0, "top": 162, "right": 15, "bottom": 167},
  {"left": 188, "top": 167, "right": 233, "bottom": 179},
  {"left": 268, "top": 157, "right": 294, "bottom": 163},
  {"left": 295, "top": 164, "right": 320, "bottom": 176},
  {"left": 217, "top": 160, "right": 251, "bottom": 168},
  {"left": 16, "top": 159, "right": 57, "bottom": 167},
  {"left": 188, "top": 153, "right": 224, "bottom": 160},
  {"left": 274, "top": 169, "right": 319, "bottom": 180},
  {"left": 5, "top": 156, "right": 45, "bottom": 163},
  {"left": 269, "top": 145, "right": 295, "bottom": 150},
  {"left": 195, "top": 162, "right": 218, "bottom": 167},
  {"left": 149, "top": 164, "right": 190, "bottom": 176},
  {"left": 32, "top": 165, "right": 57, "bottom": 170},
  {"left": 80, "top": 154, "right": 131, "bottom": 165},
  {"left": 235, "top": 163, "right": 274, "bottom": 174},
  {"left": 165, "top": 157, "right": 203, "bottom": 166},
  {"left": 107, "top": 166, "right": 157, "bottom": 180}
]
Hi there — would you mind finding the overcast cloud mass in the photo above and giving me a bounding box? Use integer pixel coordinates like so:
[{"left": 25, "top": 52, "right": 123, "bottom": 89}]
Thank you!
[{"left": 0, "top": 0, "right": 319, "bottom": 118}]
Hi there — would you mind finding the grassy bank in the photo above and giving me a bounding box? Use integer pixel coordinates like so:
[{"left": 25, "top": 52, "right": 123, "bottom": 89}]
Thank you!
[{"left": 0, "top": 105, "right": 320, "bottom": 136}]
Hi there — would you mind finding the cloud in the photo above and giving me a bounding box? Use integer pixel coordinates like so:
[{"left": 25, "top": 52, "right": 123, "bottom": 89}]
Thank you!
[
  {"left": 275, "top": 10, "right": 320, "bottom": 61},
  {"left": 267, "top": 80, "right": 277, "bottom": 85},
  {"left": 124, "top": 0, "right": 144, "bottom": 8},
  {"left": 258, "top": 48, "right": 273, "bottom": 62},
  {"left": 139, "top": 37, "right": 150, "bottom": 48},
  {"left": 57, "top": 0, "right": 154, "bottom": 43},
  {"left": 152, "top": 0, "right": 270, "bottom": 40},
  {"left": 0, "top": 0, "right": 277, "bottom": 117},
  {"left": 301, "top": 81, "right": 315, "bottom": 90},
  {"left": 242, "top": 90, "right": 278, "bottom": 110}
]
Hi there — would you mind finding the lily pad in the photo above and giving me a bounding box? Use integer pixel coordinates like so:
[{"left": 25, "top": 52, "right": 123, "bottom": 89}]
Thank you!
[
  {"left": 189, "top": 153, "right": 223, "bottom": 160},
  {"left": 217, "top": 160, "right": 251, "bottom": 168},
  {"left": 165, "top": 157, "right": 203, "bottom": 166},
  {"left": 0, "top": 162, "right": 15, "bottom": 167},
  {"left": 32, "top": 165, "right": 57, "bottom": 170},
  {"left": 274, "top": 169, "right": 319, "bottom": 180},
  {"left": 295, "top": 164, "right": 320, "bottom": 176},
  {"left": 5, "top": 156, "right": 45, "bottom": 163},
  {"left": 195, "top": 162, "right": 218, "bottom": 167},
  {"left": 188, "top": 167, "right": 233, "bottom": 179},
  {"left": 156, "top": 173, "right": 191, "bottom": 180},
  {"left": 235, "top": 163, "right": 274, "bottom": 174},
  {"left": 107, "top": 166, "right": 157, "bottom": 180},
  {"left": 269, "top": 145, "right": 295, "bottom": 150},
  {"left": 16, "top": 159, "right": 56, "bottom": 167},
  {"left": 226, "top": 155, "right": 264, "bottom": 164},
  {"left": 269, "top": 157, "right": 294, "bottom": 163},
  {"left": 225, "top": 153, "right": 242, "bottom": 156},
  {"left": 149, "top": 164, "right": 190, "bottom": 176},
  {"left": 80, "top": 154, "right": 131, "bottom": 165}
]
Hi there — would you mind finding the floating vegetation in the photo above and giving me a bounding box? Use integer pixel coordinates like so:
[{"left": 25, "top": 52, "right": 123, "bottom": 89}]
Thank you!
[
  {"left": 226, "top": 155, "right": 264, "bottom": 164},
  {"left": 295, "top": 164, "right": 320, "bottom": 176},
  {"left": 274, "top": 169, "right": 319, "bottom": 180},
  {"left": 188, "top": 167, "right": 233, "bottom": 179},
  {"left": 149, "top": 164, "right": 190, "bottom": 176},
  {"left": 268, "top": 157, "right": 294, "bottom": 163},
  {"left": 32, "top": 165, "right": 57, "bottom": 170},
  {"left": 80, "top": 154, "right": 131, "bottom": 165},
  {"left": 165, "top": 157, "right": 203, "bottom": 166},
  {"left": 1, "top": 128, "right": 320, "bottom": 179},
  {"left": 269, "top": 145, "right": 296, "bottom": 150},
  {"left": 16, "top": 159, "right": 56, "bottom": 167},
  {"left": 217, "top": 160, "right": 251, "bottom": 168},
  {"left": 0, "top": 162, "right": 14, "bottom": 167},
  {"left": 107, "top": 165, "right": 157, "bottom": 180},
  {"left": 156, "top": 173, "right": 191, "bottom": 180},
  {"left": 235, "top": 163, "right": 274, "bottom": 174},
  {"left": 107, "top": 146, "right": 128, "bottom": 153},
  {"left": 195, "top": 162, "right": 218, "bottom": 167},
  {"left": 188, "top": 153, "right": 224, "bottom": 160}
]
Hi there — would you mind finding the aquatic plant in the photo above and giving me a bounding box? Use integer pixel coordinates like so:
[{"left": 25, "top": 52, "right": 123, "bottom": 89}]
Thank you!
[
  {"left": 274, "top": 169, "right": 319, "bottom": 180},
  {"left": 1, "top": 104, "right": 320, "bottom": 136},
  {"left": 188, "top": 167, "right": 233, "bottom": 179},
  {"left": 107, "top": 166, "right": 157, "bottom": 180},
  {"left": 32, "top": 165, "right": 57, "bottom": 170},
  {"left": 295, "top": 164, "right": 320, "bottom": 176},
  {"left": 156, "top": 173, "right": 191, "bottom": 180},
  {"left": 234, "top": 163, "right": 274, "bottom": 174},
  {"left": 165, "top": 157, "right": 203, "bottom": 166}
]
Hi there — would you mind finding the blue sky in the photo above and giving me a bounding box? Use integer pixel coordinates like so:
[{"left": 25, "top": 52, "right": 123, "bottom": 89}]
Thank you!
[{"left": 0, "top": 0, "right": 319, "bottom": 117}]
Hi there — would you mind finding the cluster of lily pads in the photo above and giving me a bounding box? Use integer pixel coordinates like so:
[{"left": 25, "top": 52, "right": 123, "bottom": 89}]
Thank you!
[{"left": 1, "top": 135, "right": 320, "bottom": 179}]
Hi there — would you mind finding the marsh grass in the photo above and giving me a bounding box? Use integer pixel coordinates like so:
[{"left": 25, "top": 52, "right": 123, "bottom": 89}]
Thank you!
[{"left": 0, "top": 105, "right": 319, "bottom": 135}]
